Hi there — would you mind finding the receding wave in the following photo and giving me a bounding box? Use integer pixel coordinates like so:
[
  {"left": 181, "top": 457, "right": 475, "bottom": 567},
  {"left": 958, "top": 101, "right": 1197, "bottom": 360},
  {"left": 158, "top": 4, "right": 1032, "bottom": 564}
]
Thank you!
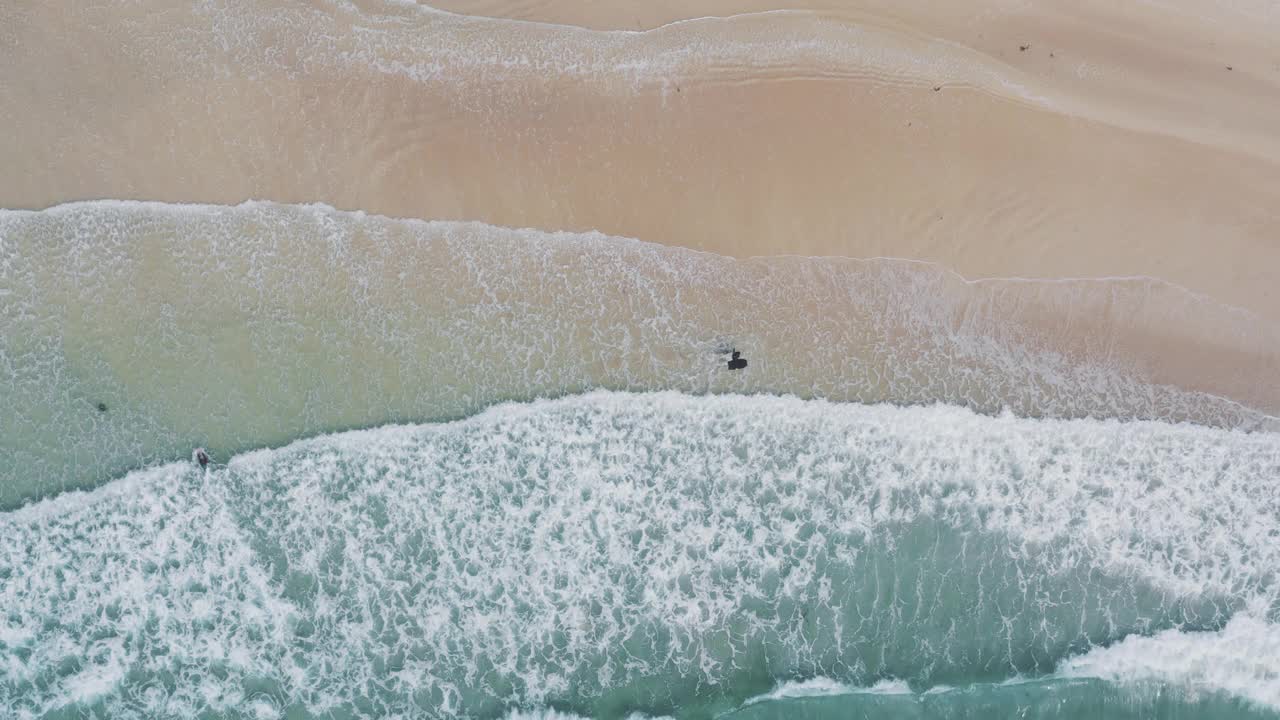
[
  {"left": 2, "top": 201, "right": 1276, "bottom": 507},
  {"left": 2, "top": 392, "right": 1278, "bottom": 718}
]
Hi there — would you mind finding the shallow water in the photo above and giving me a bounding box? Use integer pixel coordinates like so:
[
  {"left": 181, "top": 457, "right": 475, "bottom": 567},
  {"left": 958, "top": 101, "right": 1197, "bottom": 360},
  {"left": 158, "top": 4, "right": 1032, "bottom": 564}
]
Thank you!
[
  {"left": 3, "top": 201, "right": 1276, "bottom": 508},
  {"left": 5, "top": 2, "right": 1280, "bottom": 718},
  {"left": 3, "top": 392, "right": 1278, "bottom": 718}
]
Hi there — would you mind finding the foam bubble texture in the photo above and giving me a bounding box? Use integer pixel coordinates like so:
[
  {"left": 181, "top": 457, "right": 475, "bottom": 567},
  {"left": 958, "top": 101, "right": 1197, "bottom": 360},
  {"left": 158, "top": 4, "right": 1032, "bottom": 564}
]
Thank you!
[
  {"left": 728, "top": 676, "right": 1279, "bottom": 719},
  {"left": 2, "top": 392, "right": 1278, "bottom": 718},
  {"left": 2, "top": 201, "right": 1274, "bottom": 507},
  {"left": 1060, "top": 612, "right": 1280, "bottom": 710}
]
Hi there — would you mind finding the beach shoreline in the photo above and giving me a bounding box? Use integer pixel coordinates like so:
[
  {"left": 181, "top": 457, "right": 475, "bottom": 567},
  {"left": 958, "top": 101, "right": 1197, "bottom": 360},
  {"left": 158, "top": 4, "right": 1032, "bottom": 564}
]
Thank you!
[
  {"left": 3, "top": 202, "right": 1276, "bottom": 509},
  {"left": 3, "top": 0, "right": 1279, "bottom": 323}
]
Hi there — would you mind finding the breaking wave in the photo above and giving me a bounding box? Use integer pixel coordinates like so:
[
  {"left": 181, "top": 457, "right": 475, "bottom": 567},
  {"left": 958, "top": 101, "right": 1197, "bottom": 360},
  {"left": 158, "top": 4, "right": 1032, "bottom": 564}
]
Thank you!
[{"left": 2, "top": 392, "right": 1277, "bottom": 718}]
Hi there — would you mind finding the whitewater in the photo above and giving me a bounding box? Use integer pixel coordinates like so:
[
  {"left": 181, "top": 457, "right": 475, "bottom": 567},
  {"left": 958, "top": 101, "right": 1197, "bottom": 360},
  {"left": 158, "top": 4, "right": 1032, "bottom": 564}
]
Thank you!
[
  {"left": 4, "top": 201, "right": 1276, "bottom": 510},
  {"left": 3, "top": 392, "right": 1278, "bottom": 719},
  {"left": 5, "top": 1, "right": 1280, "bottom": 717}
]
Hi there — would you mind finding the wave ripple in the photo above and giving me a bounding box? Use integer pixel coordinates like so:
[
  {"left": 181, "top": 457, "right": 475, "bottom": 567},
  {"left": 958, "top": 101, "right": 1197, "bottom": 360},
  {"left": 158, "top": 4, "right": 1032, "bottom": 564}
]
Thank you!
[{"left": 2, "top": 392, "right": 1278, "bottom": 718}]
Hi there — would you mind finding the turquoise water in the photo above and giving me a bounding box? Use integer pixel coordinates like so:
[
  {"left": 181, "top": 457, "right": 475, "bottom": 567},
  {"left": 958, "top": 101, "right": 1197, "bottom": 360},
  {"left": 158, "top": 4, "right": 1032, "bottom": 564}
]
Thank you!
[
  {"left": 3, "top": 201, "right": 1275, "bottom": 510},
  {"left": 3, "top": 202, "right": 1279, "bottom": 718},
  {"left": 3, "top": 392, "right": 1278, "bottom": 719},
  {"left": 724, "top": 677, "right": 1277, "bottom": 719},
  {"left": 4, "top": 1, "right": 1279, "bottom": 715}
]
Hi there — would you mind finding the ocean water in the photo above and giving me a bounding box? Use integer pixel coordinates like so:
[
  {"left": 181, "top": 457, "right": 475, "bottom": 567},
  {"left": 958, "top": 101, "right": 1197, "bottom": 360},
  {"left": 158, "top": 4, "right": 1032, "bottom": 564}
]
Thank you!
[
  {"left": 2, "top": 201, "right": 1276, "bottom": 508},
  {"left": 3, "top": 201, "right": 1280, "bottom": 719},
  {"left": 5, "top": 2, "right": 1280, "bottom": 717},
  {"left": 2, "top": 392, "right": 1278, "bottom": 719}
]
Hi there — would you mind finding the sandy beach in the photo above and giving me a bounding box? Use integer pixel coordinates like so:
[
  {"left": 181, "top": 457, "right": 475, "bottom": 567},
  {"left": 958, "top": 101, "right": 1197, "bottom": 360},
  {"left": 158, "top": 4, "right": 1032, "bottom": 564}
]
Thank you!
[
  {"left": 6, "top": 4, "right": 1280, "bottom": 717},
  {"left": 3, "top": 0, "right": 1279, "bottom": 324}
]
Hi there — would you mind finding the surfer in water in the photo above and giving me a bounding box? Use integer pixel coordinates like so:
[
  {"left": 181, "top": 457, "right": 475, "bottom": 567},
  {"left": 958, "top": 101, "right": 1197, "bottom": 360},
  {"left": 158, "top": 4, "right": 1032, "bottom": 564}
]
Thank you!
[
  {"left": 193, "top": 448, "right": 210, "bottom": 469},
  {"left": 727, "top": 349, "right": 747, "bottom": 370}
]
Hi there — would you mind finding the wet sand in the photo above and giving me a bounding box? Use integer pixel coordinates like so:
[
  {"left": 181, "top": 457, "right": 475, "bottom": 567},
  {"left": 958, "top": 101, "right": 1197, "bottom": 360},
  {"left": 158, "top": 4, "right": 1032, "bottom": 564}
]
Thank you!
[
  {"left": 433, "top": 0, "right": 1280, "bottom": 161},
  {"left": 3, "top": 201, "right": 1276, "bottom": 507},
  {"left": 3, "top": 0, "right": 1279, "bottom": 324}
]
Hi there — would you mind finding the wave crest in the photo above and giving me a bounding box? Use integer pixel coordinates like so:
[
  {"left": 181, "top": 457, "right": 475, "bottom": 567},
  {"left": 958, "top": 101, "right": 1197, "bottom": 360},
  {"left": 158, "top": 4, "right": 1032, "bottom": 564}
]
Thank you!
[{"left": 3, "top": 392, "right": 1277, "bottom": 717}]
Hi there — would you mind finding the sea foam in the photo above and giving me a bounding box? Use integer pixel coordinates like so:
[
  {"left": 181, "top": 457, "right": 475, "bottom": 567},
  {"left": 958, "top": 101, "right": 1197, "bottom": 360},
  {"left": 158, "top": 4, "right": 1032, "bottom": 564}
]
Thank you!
[
  {"left": 3, "top": 201, "right": 1274, "bottom": 508},
  {"left": 2, "top": 392, "right": 1277, "bottom": 718}
]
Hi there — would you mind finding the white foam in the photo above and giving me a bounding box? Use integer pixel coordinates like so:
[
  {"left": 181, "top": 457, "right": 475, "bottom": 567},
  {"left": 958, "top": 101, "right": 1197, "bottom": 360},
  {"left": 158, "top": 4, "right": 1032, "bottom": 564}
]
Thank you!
[
  {"left": 1060, "top": 610, "right": 1280, "bottom": 710},
  {"left": 6, "top": 199, "right": 1276, "bottom": 510},
  {"left": 503, "top": 711, "right": 671, "bottom": 720},
  {"left": 64, "top": 649, "right": 127, "bottom": 705},
  {"left": 742, "top": 676, "right": 915, "bottom": 706},
  {"left": 744, "top": 677, "right": 856, "bottom": 704},
  {"left": 863, "top": 679, "right": 914, "bottom": 695},
  {"left": 3, "top": 392, "right": 1278, "bottom": 717}
]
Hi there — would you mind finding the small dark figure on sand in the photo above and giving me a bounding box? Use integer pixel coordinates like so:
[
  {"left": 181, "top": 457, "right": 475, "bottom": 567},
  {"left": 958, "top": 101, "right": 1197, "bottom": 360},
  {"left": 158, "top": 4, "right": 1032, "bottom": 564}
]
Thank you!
[
  {"left": 194, "top": 448, "right": 210, "bottom": 469},
  {"left": 727, "top": 349, "right": 748, "bottom": 370}
]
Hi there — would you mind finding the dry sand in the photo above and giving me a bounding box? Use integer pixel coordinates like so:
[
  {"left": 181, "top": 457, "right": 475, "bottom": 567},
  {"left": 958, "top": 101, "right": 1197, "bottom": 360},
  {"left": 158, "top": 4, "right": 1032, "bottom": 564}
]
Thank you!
[{"left": 3, "top": 0, "right": 1278, "bottom": 322}]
